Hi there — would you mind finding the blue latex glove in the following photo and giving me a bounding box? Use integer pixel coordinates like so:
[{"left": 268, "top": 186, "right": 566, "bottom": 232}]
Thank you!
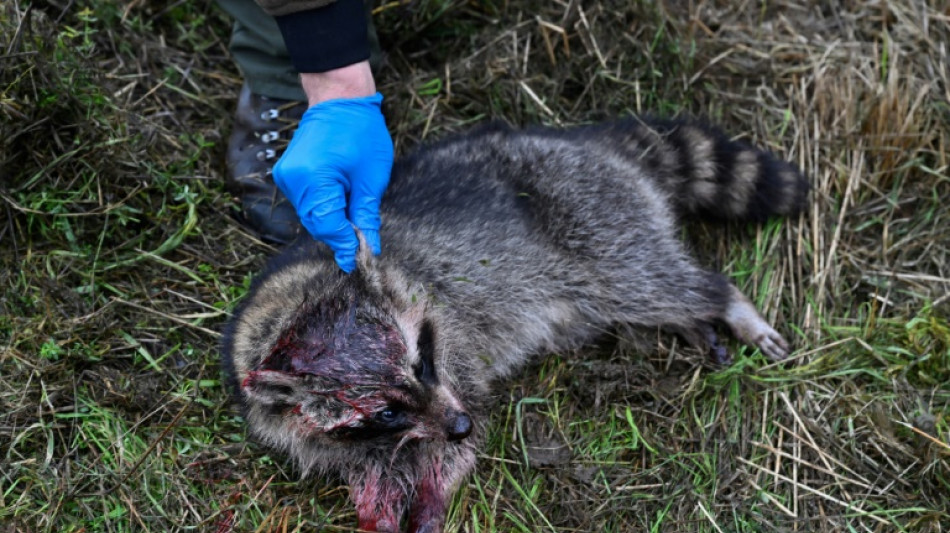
[{"left": 273, "top": 93, "right": 393, "bottom": 273}]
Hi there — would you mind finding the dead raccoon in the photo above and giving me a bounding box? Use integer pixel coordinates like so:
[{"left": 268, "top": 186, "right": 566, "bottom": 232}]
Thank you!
[{"left": 222, "top": 117, "right": 808, "bottom": 532}]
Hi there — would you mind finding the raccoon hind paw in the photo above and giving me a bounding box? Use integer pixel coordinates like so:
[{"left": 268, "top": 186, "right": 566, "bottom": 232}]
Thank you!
[
  {"left": 753, "top": 329, "right": 790, "bottom": 361},
  {"left": 723, "top": 287, "right": 791, "bottom": 361}
]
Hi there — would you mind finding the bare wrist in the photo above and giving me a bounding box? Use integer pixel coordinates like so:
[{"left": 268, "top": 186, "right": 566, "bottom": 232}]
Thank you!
[{"left": 300, "top": 61, "right": 376, "bottom": 107}]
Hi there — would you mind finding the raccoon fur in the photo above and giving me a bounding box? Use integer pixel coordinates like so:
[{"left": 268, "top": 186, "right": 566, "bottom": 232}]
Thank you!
[{"left": 222, "top": 117, "right": 808, "bottom": 533}]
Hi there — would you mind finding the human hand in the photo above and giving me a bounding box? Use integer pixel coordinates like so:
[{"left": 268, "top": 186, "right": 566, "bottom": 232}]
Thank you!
[{"left": 273, "top": 93, "right": 393, "bottom": 272}]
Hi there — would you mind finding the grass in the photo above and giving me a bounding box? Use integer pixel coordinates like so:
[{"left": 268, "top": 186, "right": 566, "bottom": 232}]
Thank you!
[{"left": 2, "top": 0, "right": 949, "bottom": 532}]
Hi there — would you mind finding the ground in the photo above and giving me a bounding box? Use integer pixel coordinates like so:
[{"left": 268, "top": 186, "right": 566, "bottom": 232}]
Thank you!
[{"left": 1, "top": 0, "right": 948, "bottom": 532}]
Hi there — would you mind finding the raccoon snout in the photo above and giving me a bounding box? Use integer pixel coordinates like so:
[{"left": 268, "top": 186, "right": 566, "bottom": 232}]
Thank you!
[{"left": 445, "top": 410, "right": 472, "bottom": 441}]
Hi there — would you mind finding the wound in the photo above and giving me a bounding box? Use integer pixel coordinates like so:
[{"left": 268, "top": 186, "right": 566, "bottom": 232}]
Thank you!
[
  {"left": 243, "top": 293, "right": 420, "bottom": 437},
  {"left": 408, "top": 457, "right": 447, "bottom": 533},
  {"left": 353, "top": 468, "right": 407, "bottom": 533},
  {"left": 256, "top": 295, "right": 407, "bottom": 387}
]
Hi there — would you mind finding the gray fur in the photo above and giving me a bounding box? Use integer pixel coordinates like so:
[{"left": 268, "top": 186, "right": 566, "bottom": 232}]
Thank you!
[{"left": 221, "top": 117, "right": 808, "bottom": 533}]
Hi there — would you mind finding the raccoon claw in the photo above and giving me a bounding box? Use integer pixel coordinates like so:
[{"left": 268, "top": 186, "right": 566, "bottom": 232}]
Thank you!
[{"left": 756, "top": 331, "right": 789, "bottom": 361}]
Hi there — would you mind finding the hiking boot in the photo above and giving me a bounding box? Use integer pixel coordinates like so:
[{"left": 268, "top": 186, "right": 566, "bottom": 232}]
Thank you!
[{"left": 226, "top": 84, "right": 307, "bottom": 244}]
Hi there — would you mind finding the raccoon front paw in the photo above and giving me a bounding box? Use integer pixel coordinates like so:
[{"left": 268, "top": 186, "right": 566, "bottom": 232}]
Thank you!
[{"left": 700, "top": 323, "right": 732, "bottom": 365}]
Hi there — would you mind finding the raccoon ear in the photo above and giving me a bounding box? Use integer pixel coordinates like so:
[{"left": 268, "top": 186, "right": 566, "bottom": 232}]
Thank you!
[
  {"left": 354, "top": 229, "right": 376, "bottom": 272},
  {"left": 241, "top": 369, "right": 305, "bottom": 407},
  {"left": 393, "top": 298, "right": 427, "bottom": 350}
]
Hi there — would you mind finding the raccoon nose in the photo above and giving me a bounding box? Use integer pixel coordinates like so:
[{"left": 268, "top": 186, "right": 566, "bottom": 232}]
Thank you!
[{"left": 445, "top": 411, "right": 472, "bottom": 441}]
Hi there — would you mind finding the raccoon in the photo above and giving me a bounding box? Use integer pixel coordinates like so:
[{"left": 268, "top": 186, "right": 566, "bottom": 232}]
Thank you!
[{"left": 222, "top": 117, "right": 808, "bottom": 533}]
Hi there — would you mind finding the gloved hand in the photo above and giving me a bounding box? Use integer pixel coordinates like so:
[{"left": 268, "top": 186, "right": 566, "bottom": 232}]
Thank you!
[{"left": 273, "top": 93, "right": 393, "bottom": 273}]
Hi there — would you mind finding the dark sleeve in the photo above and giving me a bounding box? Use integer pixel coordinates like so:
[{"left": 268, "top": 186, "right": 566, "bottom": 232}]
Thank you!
[{"left": 274, "top": 0, "right": 370, "bottom": 73}]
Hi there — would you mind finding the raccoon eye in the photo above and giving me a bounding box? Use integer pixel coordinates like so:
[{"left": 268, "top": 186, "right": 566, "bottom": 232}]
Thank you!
[
  {"left": 376, "top": 407, "right": 401, "bottom": 424},
  {"left": 330, "top": 406, "right": 411, "bottom": 440}
]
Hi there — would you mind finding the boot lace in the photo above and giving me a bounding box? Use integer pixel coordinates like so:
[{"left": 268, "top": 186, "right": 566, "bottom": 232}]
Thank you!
[{"left": 255, "top": 101, "right": 303, "bottom": 163}]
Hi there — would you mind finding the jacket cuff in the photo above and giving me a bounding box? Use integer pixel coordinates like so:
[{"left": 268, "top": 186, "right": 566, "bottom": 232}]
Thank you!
[{"left": 274, "top": 0, "right": 370, "bottom": 73}]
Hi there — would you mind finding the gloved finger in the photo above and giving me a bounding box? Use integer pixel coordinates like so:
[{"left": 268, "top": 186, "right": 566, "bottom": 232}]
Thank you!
[
  {"left": 331, "top": 237, "right": 359, "bottom": 274},
  {"left": 348, "top": 190, "right": 383, "bottom": 255},
  {"left": 295, "top": 179, "right": 359, "bottom": 273},
  {"left": 347, "top": 145, "right": 393, "bottom": 256}
]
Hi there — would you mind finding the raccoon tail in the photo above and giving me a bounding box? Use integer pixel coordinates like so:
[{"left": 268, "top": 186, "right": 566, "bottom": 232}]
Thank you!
[{"left": 598, "top": 117, "right": 809, "bottom": 221}]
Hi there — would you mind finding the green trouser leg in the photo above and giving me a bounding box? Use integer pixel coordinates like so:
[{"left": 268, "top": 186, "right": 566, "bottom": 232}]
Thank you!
[{"left": 216, "top": 0, "right": 381, "bottom": 102}]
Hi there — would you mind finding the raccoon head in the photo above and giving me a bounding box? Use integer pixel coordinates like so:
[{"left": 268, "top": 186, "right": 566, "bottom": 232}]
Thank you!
[{"left": 229, "top": 248, "right": 475, "bottom": 532}]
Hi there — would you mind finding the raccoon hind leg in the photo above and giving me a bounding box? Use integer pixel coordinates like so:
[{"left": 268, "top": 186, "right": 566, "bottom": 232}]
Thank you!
[
  {"left": 722, "top": 285, "right": 789, "bottom": 361},
  {"left": 659, "top": 272, "right": 789, "bottom": 363}
]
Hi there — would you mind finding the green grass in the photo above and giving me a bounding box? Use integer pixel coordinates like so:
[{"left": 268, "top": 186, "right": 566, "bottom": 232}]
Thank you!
[{"left": 2, "top": 0, "right": 949, "bottom": 531}]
